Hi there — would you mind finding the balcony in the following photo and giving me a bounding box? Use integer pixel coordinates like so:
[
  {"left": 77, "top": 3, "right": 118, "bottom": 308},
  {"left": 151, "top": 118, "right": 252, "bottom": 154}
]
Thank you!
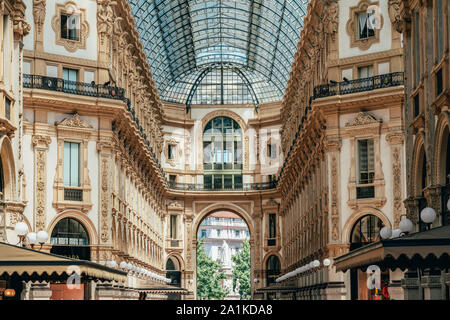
[
  {"left": 167, "top": 181, "right": 277, "bottom": 191},
  {"left": 313, "top": 72, "right": 404, "bottom": 99},
  {"left": 23, "top": 74, "right": 125, "bottom": 100},
  {"left": 23, "top": 74, "right": 166, "bottom": 183},
  {"left": 64, "top": 188, "right": 83, "bottom": 201}
]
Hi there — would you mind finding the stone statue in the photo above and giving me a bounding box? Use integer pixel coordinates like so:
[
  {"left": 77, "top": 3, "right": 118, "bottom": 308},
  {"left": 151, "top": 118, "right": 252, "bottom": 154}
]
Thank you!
[{"left": 221, "top": 240, "right": 231, "bottom": 267}]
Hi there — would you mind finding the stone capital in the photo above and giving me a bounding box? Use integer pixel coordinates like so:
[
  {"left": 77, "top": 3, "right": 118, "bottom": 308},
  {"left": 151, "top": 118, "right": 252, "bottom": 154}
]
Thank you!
[{"left": 32, "top": 134, "right": 51, "bottom": 149}]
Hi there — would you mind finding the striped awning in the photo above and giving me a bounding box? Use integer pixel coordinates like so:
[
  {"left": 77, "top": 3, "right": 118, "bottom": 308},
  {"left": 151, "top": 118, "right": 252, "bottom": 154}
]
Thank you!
[
  {"left": 0, "top": 242, "right": 128, "bottom": 283},
  {"left": 334, "top": 225, "right": 450, "bottom": 272},
  {"left": 135, "top": 279, "right": 189, "bottom": 295}
]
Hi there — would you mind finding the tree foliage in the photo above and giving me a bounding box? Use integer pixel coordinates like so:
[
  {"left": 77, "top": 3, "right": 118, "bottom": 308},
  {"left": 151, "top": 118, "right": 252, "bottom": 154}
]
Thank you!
[
  {"left": 231, "top": 238, "right": 251, "bottom": 299},
  {"left": 196, "top": 239, "right": 229, "bottom": 300}
]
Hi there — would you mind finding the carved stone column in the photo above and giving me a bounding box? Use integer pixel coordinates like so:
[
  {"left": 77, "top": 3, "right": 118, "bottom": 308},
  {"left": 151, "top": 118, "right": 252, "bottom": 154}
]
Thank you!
[
  {"left": 33, "top": 0, "right": 46, "bottom": 51},
  {"left": 98, "top": 140, "right": 114, "bottom": 244},
  {"left": 404, "top": 197, "right": 419, "bottom": 225},
  {"left": 325, "top": 138, "right": 341, "bottom": 244},
  {"left": 423, "top": 185, "right": 442, "bottom": 224},
  {"left": 386, "top": 132, "right": 405, "bottom": 228},
  {"left": 32, "top": 135, "right": 51, "bottom": 231}
]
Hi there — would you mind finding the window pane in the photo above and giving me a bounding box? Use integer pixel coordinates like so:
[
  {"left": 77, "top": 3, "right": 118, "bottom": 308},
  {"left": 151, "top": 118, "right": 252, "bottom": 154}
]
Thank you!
[
  {"left": 64, "top": 142, "right": 71, "bottom": 186},
  {"left": 204, "top": 175, "right": 212, "bottom": 189},
  {"left": 70, "top": 143, "right": 80, "bottom": 187},
  {"left": 214, "top": 175, "right": 222, "bottom": 190},
  {"left": 269, "top": 213, "right": 276, "bottom": 238}
]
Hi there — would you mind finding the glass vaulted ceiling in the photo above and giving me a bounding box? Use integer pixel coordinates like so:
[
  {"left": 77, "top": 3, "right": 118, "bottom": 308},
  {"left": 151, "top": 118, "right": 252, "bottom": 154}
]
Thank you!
[{"left": 128, "top": 0, "right": 308, "bottom": 107}]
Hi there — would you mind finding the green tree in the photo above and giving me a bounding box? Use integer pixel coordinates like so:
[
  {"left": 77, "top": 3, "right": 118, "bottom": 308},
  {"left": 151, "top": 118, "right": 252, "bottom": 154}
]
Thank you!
[
  {"left": 196, "top": 239, "right": 229, "bottom": 300},
  {"left": 232, "top": 238, "right": 251, "bottom": 299}
]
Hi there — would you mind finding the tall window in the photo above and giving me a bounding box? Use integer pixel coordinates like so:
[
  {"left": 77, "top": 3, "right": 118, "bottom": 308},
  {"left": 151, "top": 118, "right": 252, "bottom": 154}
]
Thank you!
[
  {"left": 357, "top": 139, "right": 375, "bottom": 199},
  {"left": 413, "top": 11, "right": 421, "bottom": 87},
  {"left": 63, "top": 68, "right": 78, "bottom": 91},
  {"left": 267, "top": 143, "right": 276, "bottom": 159},
  {"left": 268, "top": 213, "right": 276, "bottom": 246},
  {"left": 4, "top": 97, "right": 11, "bottom": 121},
  {"left": 170, "top": 215, "right": 177, "bottom": 239},
  {"left": 203, "top": 116, "right": 242, "bottom": 190},
  {"left": 350, "top": 215, "right": 383, "bottom": 250},
  {"left": 358, "top": 139, "right": 374, "bottom": 184},
  {"left": 60, "top": 13, "right": 79, "bottom": 41},
  {"left": 435, "top": 0, "right": 444, "bottom": 63},
  {"left": 168, "top": 144, "right": 176, "bottom": 160},
  {"left": 64, "top": 142, "right": 80, "bottom": 187},
  {"left": 358, "top": 12, "right": 375, "bottom": 39},
  {"left": 358, "top": 65, "right": 373, "bottom": 79}
]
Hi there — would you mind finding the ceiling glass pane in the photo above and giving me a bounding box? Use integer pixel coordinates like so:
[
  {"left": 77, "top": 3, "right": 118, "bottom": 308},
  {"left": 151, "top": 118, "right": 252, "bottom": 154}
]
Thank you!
[{"left": 127, "top": 0, "right": 309, "bottom": 105}]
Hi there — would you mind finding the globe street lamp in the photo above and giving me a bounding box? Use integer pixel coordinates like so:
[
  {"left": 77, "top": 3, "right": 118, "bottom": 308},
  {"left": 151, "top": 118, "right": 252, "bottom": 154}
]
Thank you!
[
  {"left": 420, "top": 207, "right": 437, "bottom": 230},
  {"left": 399, "top": 217, "right": 414, "bottom": 235},
  {"left": 14, "top": 221, "right": 49, "bottom": 249}
]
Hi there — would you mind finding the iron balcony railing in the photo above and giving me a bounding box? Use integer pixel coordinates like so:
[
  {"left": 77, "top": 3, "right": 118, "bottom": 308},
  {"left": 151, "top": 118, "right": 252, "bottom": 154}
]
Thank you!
[
  {"left": 167, "top": 181, "right": 277, "bottom": 191},
  {"left": 313, "top": 72, "right": 404, "bottom": 99},
  {"left": 23, "top": 74, "right": 125, "bottom": 100},
  {"left": 64, "top": 188, "right": 83, "bottom": 201}
]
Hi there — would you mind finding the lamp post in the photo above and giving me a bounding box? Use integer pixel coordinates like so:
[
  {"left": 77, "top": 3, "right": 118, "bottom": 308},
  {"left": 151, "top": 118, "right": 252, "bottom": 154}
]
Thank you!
[{"left": 13, "top": 221, "right": 49, "bottom": 249}]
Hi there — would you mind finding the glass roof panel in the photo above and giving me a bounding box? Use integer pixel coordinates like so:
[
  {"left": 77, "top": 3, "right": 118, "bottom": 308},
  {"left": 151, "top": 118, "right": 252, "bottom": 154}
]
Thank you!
[{"left": 128, "top": 0, "right": 309, "bottom": 106}]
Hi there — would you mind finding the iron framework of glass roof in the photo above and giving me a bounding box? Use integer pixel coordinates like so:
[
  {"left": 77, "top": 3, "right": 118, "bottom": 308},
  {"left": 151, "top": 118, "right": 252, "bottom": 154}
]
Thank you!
[{"left": 128, "top": 0, "right": 308, "bottom": 109}]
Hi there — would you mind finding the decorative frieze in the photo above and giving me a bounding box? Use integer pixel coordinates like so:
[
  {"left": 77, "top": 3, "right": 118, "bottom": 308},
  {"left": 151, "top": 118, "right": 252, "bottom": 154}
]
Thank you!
[{"left": 32, "top": 135, "right": 51, "bottom": 231}]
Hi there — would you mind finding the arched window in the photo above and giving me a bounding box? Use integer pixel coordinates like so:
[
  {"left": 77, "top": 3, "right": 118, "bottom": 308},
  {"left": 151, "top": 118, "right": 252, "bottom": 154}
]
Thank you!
[
  {"left": 50, "top": 218, "right": 90, "bottom": 260},
  {"left": 166, "top": 257, "right": 181, "bottom": 287},
  {"left": 443, "top": 129, "right": 450, "bottom": 226},
  {"left": 350, "top": 215, "right": 383, "bottom": 250},
  {"left": 266, "top": 255, "right": 281, "bottom": 286},
  {"left": 203, "top": 116, "right": 242, "bottom": 190}
]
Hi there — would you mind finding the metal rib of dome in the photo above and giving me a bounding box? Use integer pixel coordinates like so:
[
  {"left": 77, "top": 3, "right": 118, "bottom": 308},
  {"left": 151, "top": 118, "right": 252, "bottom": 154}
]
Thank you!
[{"left": 128, "top": 0, "right": 308, "bottom": 106}]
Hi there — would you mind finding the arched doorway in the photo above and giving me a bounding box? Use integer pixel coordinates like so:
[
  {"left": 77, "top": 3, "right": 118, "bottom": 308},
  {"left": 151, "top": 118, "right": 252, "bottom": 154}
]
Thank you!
[
  {"left": 166, "top": 256, "right": 182, "bottom": 287},
  {"left": 50, "top": 217, "right": 90, "bottom": 260},
  {"left": 265, "top": 255, "right": 281, "bottom": 287},
  {"left": 349, "top": 214, "right": 386, "bottom": 300},
  {"left": 437, "top": 123, "right": 450, "bottom": 225},
  {"left": 195, "top": 209, "right": 251, "bottom": 300}
]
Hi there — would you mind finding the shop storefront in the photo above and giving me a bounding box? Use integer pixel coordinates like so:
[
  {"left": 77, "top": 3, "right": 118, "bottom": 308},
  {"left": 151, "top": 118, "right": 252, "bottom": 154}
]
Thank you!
[
  {"left": 0, "top": 242, "right": 127, "bottom": 300},
  {"left": 334, "top": 225, "right": 450, "bottom": 300}
]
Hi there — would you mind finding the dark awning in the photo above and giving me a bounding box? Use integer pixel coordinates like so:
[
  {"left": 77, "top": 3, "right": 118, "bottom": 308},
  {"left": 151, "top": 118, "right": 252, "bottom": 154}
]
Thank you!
[
  {"left": 136, "top": 282, "right": 190, "bottom": 295},
  {"left": 334, "top": 225, "right": 450, "bottom": 272},
  {"left": 0, "top": 241, "right": 128, "bottom": 283}
]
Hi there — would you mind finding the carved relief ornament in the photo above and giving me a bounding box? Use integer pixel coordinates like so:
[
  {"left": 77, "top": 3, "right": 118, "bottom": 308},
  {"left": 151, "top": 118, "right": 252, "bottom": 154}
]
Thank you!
[
  {"left": 12, "top": 0, "right": 31, "bottom": 39},
  {"left": 33, "top": 0, "right": 46, "bottom": 33},
  {"left": 56, "top": 113, "right": 93, "bottom": 129},
  {"left": 324, "top": 2, "right": 339, "bottom": 40},
  {"left": 345, "top": 112, "right": 381, "bottom": 127},
  {"left": 388, "top": 0, "right": 403, "bottom": 33},
  {"left": 51, "top": 1, "right": 90, "bottom": 52}
]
